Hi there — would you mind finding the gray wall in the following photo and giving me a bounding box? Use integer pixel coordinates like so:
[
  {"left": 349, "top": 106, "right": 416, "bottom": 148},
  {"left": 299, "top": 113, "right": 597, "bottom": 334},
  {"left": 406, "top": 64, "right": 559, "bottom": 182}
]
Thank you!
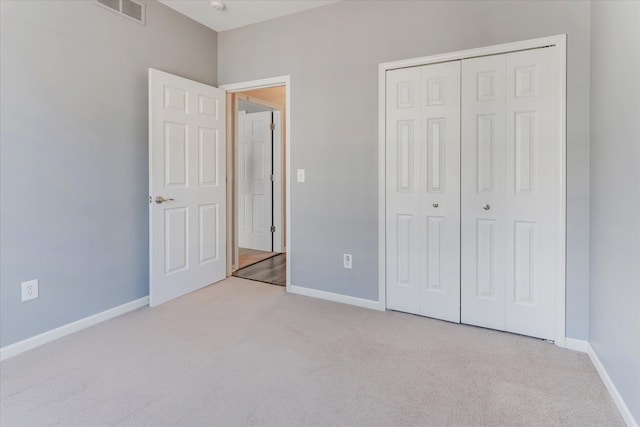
[
  {"left": 589, "top": 1, "right": 640, "bottom": 421},
  {"left": 218, "top": 0, "right": 591, "bottom": 339},
  {"left": 0, "top": 1, "right": 218, "bottom": 347}
]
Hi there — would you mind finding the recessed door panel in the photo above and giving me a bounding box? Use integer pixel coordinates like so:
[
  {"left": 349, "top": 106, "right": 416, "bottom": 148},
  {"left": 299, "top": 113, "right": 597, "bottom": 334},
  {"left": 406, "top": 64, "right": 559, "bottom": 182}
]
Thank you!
[
  {"left": 397, "top": 120, "right": 414, "bottom": 192},
  {"left": 514, "top": 112, "right": 536, "bottom": 194},
  {"left": 198, "top": 95, "right": 218, "bottom": 117},
  {"left": 199, "top": 204, "right": 218, "bottom": 264},
  {"left": 476, "top": 219, "right": 496, "bottom": 299},
  {"left": 198, "top": 127, "right": 218, "bottom": 187},
  {"left": 397, "top": 214, "right": 414, "bottom": 286},
  {"left": 426, "top": 119, "right": 445, "bottom": 192},
  {"left": 164, "top": 207, "right": 188, "bottom": 274},
  {"left": 164, "top": 86, "right": 188, "bottom": 112},
  {"left": 426, "top": 216, "right": 443, "bottom": 290},
  {"left": 164, "top": 122, "right": 188, "bottom": 188}
]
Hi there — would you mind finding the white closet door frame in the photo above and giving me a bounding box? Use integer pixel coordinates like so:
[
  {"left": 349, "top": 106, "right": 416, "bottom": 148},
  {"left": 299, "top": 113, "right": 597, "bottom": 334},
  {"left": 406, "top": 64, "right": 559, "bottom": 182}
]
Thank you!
[{"left": 378, "top": 35, "right": 567, "bottom": 347}]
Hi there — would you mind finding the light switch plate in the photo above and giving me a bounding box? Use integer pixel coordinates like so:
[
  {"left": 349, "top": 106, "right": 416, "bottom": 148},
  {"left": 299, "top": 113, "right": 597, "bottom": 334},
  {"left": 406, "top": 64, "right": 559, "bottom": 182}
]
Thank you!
[{"left": 297, "top": 169, "right": 305, "bottom": 183}]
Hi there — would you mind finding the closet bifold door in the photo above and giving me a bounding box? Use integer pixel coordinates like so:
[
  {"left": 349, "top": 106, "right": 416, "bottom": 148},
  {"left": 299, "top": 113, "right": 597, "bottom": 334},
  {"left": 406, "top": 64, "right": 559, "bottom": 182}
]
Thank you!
[
  {"left": 461, "top": 47, "right": 558, "bottom": 340},
  {"left": 460, "top": 54, "right": 508, "bottom": 331},
  {"left": 386, "top": 61, "right": 461, "bottom": 323}
]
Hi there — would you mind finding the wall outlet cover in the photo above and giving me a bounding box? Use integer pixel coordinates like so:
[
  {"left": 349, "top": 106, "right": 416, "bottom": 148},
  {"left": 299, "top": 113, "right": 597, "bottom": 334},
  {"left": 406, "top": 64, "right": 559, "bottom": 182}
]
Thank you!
[
  {"left": 344, "top": 254, "right": 352, "bottom": 269},
  {"left": 21, "top": 279, "right": 39, "bottom": 302}
]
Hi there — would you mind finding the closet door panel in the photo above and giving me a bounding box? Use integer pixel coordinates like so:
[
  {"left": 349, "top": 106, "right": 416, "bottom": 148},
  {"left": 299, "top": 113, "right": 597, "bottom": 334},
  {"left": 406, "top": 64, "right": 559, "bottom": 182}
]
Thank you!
[
  {"left": 505, "top": 48, "right": 557, "bottom": 340},
  {"left": 386, "top": 67, "right": 422, "bottom": 314},
  {"left": 386, "top": 61, "right": 461, "bottom": 322},
  {"left": 461, "top": 55, "right": 507, "bottom": 330},
  {"left": 419, "top": 61, "right": 461, "bottom": 322}
]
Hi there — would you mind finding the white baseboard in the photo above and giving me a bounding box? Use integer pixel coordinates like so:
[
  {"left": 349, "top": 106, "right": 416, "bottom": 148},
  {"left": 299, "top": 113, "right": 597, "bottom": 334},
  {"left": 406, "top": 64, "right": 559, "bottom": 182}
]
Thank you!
[
  {"left": 0, "top": 296, "right": 149, "bottom": 361},
  {"left": 563, "top": 338, "right": 637, "bottom": 427},
  {"left": 564, "top": 337, "right": 591, "bottom": 353},
  {"left": 288, "top": 285, "right": 384, "bottom": 311}
]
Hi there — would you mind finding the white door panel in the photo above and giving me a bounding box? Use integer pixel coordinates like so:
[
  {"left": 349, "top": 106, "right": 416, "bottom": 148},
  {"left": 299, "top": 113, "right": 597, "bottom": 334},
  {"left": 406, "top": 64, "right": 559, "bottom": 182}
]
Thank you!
[
  {"left": 149, "top": 69, "right": 226, "bottom": 307},
  {"left": 386, "top": 66, "right": 421, "bottom": 315},
  {"left": 460, "top": 48, "right": 558, "bottom": 340},
  {"left": 238, "top": 111, "right": 273, "bottom": 252},
  {"left": 386, "top": 61, "right": 461, "bottom": 322},
  {"left": 461, "top": 55, "right": 507, "bottom": 330},
  {"left": 418, "top": 62, "right": 461, "bottom": 322},
  {"left": 504, "top": 48, "right": 557, "bottom": 339}
]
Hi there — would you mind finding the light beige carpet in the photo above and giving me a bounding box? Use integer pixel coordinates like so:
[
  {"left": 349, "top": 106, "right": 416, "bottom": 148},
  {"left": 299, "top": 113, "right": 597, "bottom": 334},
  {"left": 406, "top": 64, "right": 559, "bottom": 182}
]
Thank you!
[{"left": 0, "top": 277, "right": 624, "bottom": 426}]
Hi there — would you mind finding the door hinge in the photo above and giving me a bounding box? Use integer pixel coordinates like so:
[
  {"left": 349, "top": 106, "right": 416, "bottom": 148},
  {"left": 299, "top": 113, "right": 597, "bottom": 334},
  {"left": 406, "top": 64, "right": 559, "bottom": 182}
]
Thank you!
[
  {"left": 270, "top": 225, "right": 276, "bottom": 233},
  {"left": 270, "top": 122, "right": 276, "bottom": 130},
  {"left": 270, "top": 174, "right": 275, "bottom": 182}
]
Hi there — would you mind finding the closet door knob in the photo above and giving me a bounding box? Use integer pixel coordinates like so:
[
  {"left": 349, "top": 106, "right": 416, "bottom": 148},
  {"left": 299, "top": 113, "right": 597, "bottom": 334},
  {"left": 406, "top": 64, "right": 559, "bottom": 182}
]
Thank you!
[
  {"left": 433, "top": 202, "right": 439, "bottom": 208},
  {"left": 483, "top": 203, "right": 491, "bottom": 211}
]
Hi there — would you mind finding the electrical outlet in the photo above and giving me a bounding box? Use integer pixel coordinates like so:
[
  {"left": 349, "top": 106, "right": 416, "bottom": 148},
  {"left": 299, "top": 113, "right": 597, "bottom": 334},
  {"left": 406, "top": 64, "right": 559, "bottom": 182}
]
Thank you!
[
  {"left": 21, "top": 279, "right": 39, "bottom": 302},
  {"left": 343, "top": 254, "right": 352, "bottom": 269}
]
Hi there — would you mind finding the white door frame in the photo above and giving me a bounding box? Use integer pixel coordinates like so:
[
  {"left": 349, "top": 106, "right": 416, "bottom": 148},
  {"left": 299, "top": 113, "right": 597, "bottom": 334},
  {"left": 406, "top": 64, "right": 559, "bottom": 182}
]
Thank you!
[
  {"left": 220, "top": 75, "right": 291, "bottom": 292},
  {"left": 378, "top": 35, "right": 567, "bottom": 347}
]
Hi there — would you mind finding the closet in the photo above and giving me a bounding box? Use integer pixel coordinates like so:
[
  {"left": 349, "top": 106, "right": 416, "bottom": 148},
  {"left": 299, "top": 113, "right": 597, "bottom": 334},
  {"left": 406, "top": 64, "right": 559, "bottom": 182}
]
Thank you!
[{"left": 385, "top": 45, "right": 560, "bottom": 341}]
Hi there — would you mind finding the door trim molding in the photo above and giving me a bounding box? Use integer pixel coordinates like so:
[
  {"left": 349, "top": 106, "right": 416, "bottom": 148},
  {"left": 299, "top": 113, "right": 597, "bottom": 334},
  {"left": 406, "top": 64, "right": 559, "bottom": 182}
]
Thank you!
[
  {"left": 378, "top": 35, "right": 567, "bottom": 346},
  {"left": 220, "top": 75, "right": 291, "bottom": 291}
]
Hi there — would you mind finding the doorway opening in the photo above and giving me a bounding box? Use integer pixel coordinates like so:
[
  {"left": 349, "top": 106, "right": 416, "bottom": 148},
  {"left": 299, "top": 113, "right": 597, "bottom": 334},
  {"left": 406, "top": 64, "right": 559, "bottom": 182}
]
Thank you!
[{"left": 222, "top": 79, "right": 290, "bottom": 288}]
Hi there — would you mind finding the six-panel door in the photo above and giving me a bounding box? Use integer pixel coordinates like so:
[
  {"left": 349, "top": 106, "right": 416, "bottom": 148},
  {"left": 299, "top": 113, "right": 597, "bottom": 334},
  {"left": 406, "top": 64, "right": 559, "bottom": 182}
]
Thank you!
[{"left": 149, "top": 69, "right": 226, "bottom": 307}]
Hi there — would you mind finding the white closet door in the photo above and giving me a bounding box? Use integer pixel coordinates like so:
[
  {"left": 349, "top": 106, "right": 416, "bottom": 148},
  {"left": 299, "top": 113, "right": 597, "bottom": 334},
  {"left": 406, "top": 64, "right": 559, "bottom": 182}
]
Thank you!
[
  {"left": 461, "top": 55, "right": 508, "bottom": 331},
  {"left": 461, "top": 48, "right": 558, "bottom": 340},
  {"left": 386, "top": 61, "right": 461, "bottom": 322},
  {"left": 504, "top": 48, "right": 557, "bottom": 339}
]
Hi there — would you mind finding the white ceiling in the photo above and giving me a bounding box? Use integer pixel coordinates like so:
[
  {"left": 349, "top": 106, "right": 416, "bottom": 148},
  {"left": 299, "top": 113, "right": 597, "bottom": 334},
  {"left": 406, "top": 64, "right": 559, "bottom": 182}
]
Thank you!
[{"left": 158, "top": 0, "right": 339, "bottom": 32}]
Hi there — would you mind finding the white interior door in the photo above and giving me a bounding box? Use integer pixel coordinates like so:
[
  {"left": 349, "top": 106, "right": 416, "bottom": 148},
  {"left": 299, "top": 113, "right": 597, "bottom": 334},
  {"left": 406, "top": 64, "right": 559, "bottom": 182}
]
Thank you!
[
  {"left": 386, "top": 61, "right": 461, "bottom": 322},
  {"left": 461, "top": 48, "right": 558, "bottom": 340},
  {"left": 238, "top": 111, "right": 273, "bottom": 252},
  {"left": 149, "top": 69, "right": 226, "bottom": 307}
]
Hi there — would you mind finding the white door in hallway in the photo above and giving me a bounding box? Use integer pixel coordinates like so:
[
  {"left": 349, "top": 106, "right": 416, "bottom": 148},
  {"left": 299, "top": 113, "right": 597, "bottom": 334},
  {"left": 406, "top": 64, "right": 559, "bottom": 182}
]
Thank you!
[
  {"left": 238, "top": 111, "right": 273, "bottom": 252},
  {"left": 386, "top": 61, "right": 461, "bottom": 323},
  {"left": 149, "top": 69, "right": 226, "bottom": 307},
  {"left": 461, "top": 47, "right": 558, "bottom": 340}
]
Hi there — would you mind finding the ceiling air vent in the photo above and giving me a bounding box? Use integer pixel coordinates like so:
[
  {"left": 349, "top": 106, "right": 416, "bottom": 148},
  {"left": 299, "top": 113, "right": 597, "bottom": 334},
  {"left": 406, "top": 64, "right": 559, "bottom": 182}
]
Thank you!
[{"left": 95, "top": 0, "right": 145, "bottom": 25}]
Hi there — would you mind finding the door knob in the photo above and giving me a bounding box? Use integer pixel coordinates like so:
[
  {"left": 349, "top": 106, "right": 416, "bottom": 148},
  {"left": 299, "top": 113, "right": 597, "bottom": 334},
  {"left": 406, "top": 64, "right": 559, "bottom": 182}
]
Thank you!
[
  {"left": 155, "top": 196, "right": 174, "bottom": 204},
  {"left": 483, "top": 203, "right": 491, "bottom": 210},
  {"left": 433, "top": 202, "right": 439, "bottom": 208}
]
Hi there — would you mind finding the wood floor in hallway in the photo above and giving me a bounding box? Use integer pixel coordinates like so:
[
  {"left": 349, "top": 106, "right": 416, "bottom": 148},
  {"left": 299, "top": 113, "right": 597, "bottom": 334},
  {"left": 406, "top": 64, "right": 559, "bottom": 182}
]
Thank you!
[{"left": 233, "top": 253, "right": 286, "bottom": 286}]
